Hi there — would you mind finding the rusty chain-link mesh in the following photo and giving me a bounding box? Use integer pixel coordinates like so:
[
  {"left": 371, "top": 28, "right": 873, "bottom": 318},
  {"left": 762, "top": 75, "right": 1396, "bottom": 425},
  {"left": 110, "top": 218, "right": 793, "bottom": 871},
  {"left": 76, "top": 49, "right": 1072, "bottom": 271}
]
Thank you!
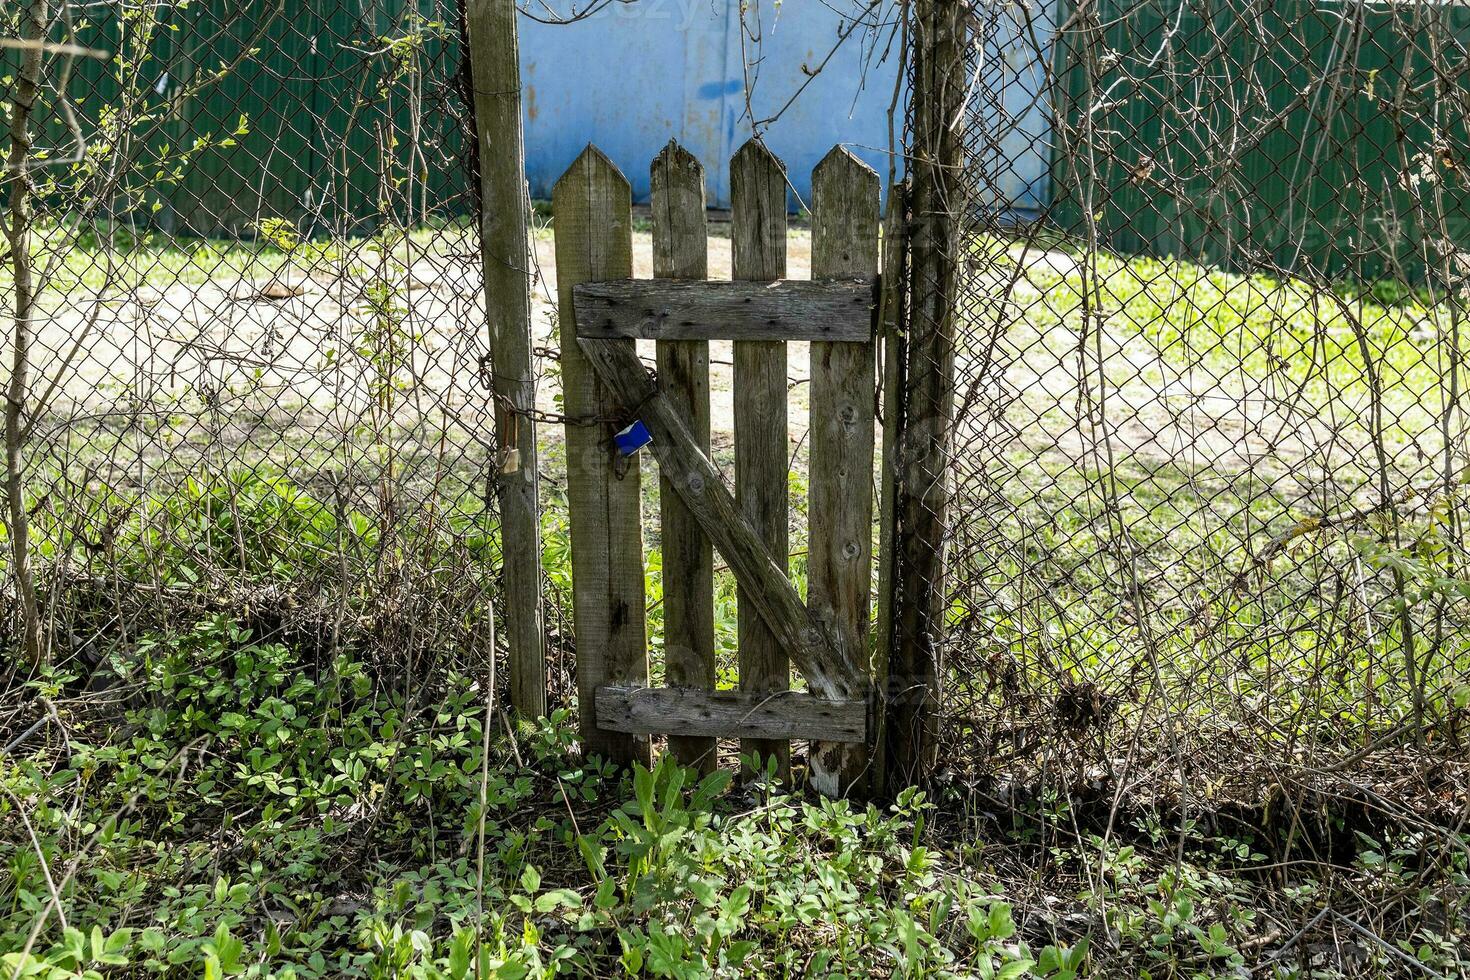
[
  {"left": 0, "top": 0, "right": 582, "bottom": 694},
  {"left": 916, "top": 0, "right": 1469, "bottom": 815}
]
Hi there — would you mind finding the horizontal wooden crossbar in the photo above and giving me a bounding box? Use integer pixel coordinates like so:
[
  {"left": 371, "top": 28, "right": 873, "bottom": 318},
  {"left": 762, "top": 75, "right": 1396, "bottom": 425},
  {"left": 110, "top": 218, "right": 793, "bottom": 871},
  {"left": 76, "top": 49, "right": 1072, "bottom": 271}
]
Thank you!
[
  {"left": 597, "top": 685, "right": 867, "bottom": 743},
  {"left": 573, "top": 278, "right": 876, "bottom": 342}
]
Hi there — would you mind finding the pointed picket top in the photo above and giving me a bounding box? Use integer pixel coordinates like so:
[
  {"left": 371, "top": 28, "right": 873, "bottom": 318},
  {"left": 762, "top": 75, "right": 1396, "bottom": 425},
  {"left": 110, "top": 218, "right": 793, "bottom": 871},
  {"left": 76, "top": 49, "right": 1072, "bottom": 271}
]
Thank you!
[
  {"left": 553, "top": 143, "right": 631, "bottom": 206},
  {"left": 812, "top": 145, "right": 881, "bottom": 280},
  {"left": 814, "top": 144, "right": 878, "bottom": 188},
  {"left": 731, "top": 139, "right": 788, "bottom": 281},
  {"left": 654, "top": 138, "right": 705, "bottom": 178},
  {"left": 731, "top": 137, "right": 787, "bottom": 178},
  {"left": 553, "top": 144, "right": 632, "bottom": 279},
  {"left": 651, "top": 140, "right": 708, "bottom": 280}
]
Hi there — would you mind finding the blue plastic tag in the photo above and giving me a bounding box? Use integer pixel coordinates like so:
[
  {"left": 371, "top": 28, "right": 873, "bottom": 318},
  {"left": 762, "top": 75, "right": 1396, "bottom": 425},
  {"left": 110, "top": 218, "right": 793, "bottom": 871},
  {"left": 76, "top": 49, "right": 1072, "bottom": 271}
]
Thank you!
[{"left": 614, "top": 419, "right": 653, "bottom": 457}]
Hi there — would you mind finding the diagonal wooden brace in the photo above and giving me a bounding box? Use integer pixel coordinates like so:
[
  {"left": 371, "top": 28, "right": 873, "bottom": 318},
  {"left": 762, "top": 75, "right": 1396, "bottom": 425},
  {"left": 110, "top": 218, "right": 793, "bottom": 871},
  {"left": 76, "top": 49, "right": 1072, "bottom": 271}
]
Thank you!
[{"left": 576, "top": 336, "right": 866, "bottom": 703}]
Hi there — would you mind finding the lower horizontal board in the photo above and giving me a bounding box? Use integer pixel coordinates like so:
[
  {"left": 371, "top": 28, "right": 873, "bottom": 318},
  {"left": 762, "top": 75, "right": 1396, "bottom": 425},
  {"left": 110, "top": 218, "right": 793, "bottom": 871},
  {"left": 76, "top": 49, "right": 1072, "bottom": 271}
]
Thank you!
[{"left": 596, "top": 684, "right": 868, "bottom": 743}]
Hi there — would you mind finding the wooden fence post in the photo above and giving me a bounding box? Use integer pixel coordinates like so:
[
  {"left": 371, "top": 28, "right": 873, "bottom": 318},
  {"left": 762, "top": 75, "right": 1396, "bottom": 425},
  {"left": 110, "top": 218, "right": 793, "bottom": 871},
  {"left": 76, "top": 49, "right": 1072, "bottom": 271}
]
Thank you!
[
  {"left": 872, "top": 179, "right": 910, "bottom": 799},
  {"left": 808, "top": 147, "right": 881, "bottom": 797},
  {"left": 650, "top": 142, "right": 717, "bottom": 775},
  {"left": 553, "top": 146, "right": 650, "bottom": 767},
  {"left": 730, "top": 140, "right": 792, "bottom": 782},
  {"left": 466, "top": 0, "right": 545, "bottom": 718},
  {"left": 890, "top": 0, "right": 966, "bottom": 786}
]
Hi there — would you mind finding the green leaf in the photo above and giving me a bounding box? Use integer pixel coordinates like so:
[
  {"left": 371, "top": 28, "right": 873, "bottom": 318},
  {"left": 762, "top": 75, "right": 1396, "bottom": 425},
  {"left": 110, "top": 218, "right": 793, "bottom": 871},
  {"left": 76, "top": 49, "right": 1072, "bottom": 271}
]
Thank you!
[
  {"left": 447, "top": 928, "right": 474, "bottom": 980},
  {"left": 595, "top": 877, "right": 620, "bottom": 910},
  {"left": 60, "top": 926, "right": 87, "bottom": 966},
  {"left": 687, "top": 878, "right": 719, "bottom": 908},
  {"left": 210, "top": 922, "right": 243, "bottom": 973},
  {"left": 533, "top": 889, "right": 582, "bottom": 913},
  {"left": 520, "top": 864, "right": 541, "bottom": 893},
  {"left": 1, "top": 952, "right": 48, "bottom": 978},
  {"left": 618, "top": 932, "right": 644, "bottom": 975},
  {"left": 92, "top": 927, "right": 132, "bottom": 966},
  {"left": 633, "top": 765, "right": 655, "bottom": 814},
  {"left": 990, "top": 902, "right": 1016, "bottom": 940},
  {"left": 996, "top": 958, "right": 1035, "bottom": 979}
]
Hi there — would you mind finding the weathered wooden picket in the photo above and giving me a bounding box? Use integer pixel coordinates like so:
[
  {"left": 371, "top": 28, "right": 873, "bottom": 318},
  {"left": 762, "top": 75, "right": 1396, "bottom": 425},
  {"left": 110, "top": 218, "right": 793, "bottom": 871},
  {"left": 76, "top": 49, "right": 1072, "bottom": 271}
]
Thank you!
[{"left": 552, "top": 138, "right": 882, "bottom": 796}]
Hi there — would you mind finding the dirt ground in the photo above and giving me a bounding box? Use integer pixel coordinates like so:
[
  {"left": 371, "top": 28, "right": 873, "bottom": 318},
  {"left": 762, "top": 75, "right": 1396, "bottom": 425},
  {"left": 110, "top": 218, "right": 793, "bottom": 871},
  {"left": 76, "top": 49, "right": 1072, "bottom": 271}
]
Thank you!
[{"left": 28, "top": 228, "right": 818, "bottom": 447}]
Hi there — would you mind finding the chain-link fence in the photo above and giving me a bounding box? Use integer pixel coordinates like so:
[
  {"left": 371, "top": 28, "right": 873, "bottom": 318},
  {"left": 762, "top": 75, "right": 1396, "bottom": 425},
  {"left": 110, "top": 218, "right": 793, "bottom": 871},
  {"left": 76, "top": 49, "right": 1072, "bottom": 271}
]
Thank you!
[
  {"left": 0, "top": 0, "right": 561, "bottom": 692},
  {"left": 8, "top": 0, "right": 1469, "bottom": 803},
  {"left": 919, "top": 0, "right": 1469, "bottom": 817}
]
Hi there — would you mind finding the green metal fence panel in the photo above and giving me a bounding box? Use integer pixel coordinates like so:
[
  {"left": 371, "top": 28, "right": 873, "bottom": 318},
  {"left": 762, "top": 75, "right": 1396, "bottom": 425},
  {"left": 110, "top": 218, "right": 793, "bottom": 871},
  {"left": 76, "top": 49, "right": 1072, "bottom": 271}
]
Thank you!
[
  {"left": 170, "top": 0, "right": 322, "bottom": 236},
  {"left": 1053, "top": 0, "right": 1470, "bottom": 281},
  {"left": 21, "top": 0, "right": 468, "bottom": 239}
]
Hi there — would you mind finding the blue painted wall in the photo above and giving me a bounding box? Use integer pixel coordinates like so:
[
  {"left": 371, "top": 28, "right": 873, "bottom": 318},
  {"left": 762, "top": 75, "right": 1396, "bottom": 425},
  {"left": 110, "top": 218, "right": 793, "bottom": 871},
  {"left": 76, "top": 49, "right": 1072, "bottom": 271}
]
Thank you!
[
  {"left": 977, "top": 3, "right": 1056, "bottom": 221},
  {"left": 520, "top": 2, "right": 1053, "bottom": 213}
]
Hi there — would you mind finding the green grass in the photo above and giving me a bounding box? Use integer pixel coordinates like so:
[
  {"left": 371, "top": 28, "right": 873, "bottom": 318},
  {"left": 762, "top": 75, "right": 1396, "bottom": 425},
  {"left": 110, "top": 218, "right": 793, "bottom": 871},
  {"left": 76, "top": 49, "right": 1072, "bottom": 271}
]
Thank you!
[
  {"left": 0, "top": 616, "right": 1082, "bottom": 977},
  {"left": 7, "top": 219, "right": 477, "bottom": 307},
  {"left": 997, "top": 239, "right": 1462, "bottom": 445}
]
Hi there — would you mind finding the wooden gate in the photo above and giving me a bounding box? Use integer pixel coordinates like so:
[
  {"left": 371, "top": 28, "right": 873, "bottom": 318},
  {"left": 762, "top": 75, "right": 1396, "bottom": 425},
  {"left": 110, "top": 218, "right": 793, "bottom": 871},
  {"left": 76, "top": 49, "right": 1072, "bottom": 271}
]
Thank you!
[{"left": 552, "top": 138, "right": 880, "bottom": 796}]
